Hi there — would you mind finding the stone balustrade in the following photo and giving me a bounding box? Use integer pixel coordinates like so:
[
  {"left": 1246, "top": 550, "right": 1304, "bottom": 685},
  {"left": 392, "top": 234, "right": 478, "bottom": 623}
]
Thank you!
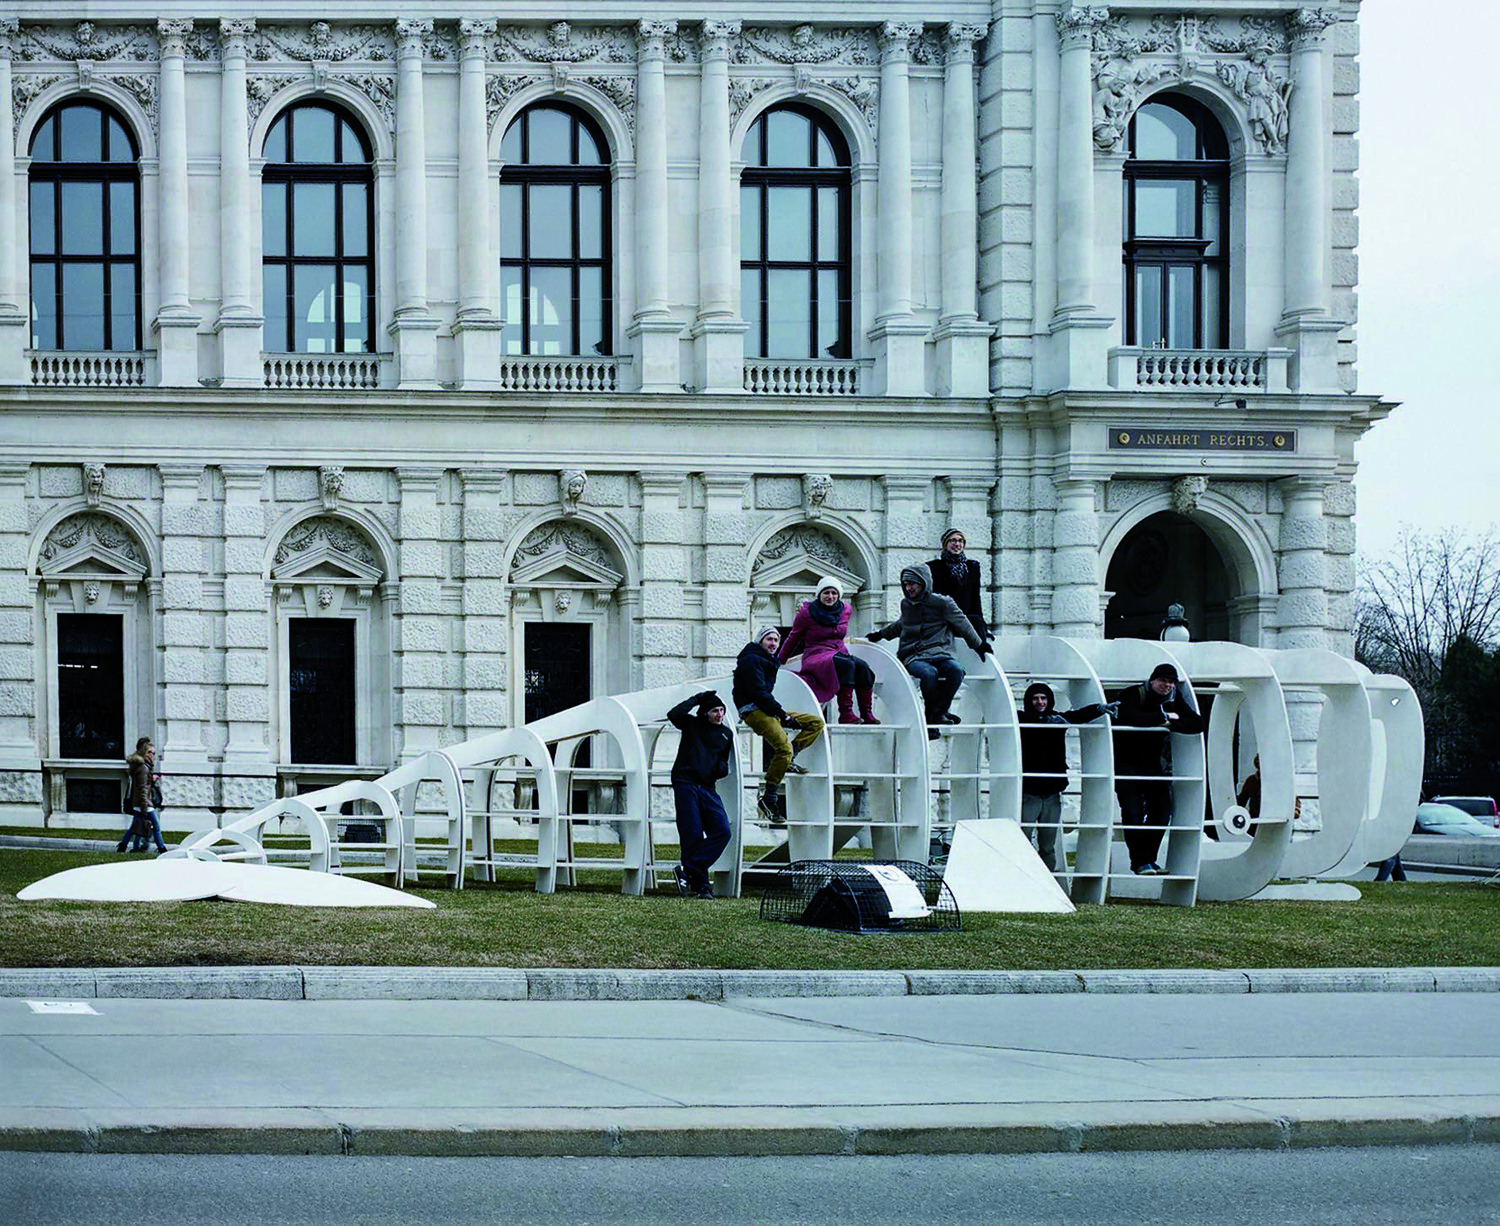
[
  {"left": 495, "top": 355, "right": 621, "bottom": 393},
  {"left": 1108, "top": 348, "right": 1291, "bottom": 394},
  {"left": 29, "top": 351, "right": 149, "bottom": 388},
  {"left": 743, "top": 359, "right": 867, "bottom": 397},
  {"left": 262, "top": 353, "right": 384, "bottom": 390}
]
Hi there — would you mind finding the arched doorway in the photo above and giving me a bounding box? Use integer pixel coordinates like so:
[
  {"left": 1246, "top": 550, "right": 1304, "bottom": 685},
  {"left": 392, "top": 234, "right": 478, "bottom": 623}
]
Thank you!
[{"left": 1104, "top": 511, "right": 1233, "bottom": 642}]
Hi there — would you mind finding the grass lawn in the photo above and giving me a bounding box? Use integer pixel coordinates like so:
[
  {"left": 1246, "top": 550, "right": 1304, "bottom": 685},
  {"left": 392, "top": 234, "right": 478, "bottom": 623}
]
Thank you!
[{"left": 3, "top": 845, "right": 1499, "bottom": 970}]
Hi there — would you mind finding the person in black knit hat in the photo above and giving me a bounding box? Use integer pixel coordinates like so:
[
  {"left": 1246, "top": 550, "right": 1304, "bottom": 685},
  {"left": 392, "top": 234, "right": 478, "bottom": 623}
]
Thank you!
[
  {"left": 1111, "top": 663, "right": 1203, "bottom": 875},
  {"left": 665, "top": 690, "right": 734, "bottom": 899},
  {"left": 927, "top": 528, "right": 989, "bottom": 648}
]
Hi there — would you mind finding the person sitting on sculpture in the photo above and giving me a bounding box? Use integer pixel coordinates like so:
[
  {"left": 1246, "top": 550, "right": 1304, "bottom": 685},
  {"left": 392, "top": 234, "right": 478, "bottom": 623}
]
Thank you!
[
  {"left": 927, "top": 528, "right": 989, "bottom": 649},
  {"left": 1019, "top": 683, "right": 1117, "bottom": 873},
  {"left": 867, "top": 563, "right": 987, "bottom": 738},
  {"left": 1111, "top": 663, "right": 1204, "bottom": 875},
  {"left": 733, "top": 626, "right": 825, "bottom": 827},
  {"left": 778, "top": 576, "right": 879, "bottom": 726},
  {"left": 665, "top": 690, "right": 734, "bottom": 900}
]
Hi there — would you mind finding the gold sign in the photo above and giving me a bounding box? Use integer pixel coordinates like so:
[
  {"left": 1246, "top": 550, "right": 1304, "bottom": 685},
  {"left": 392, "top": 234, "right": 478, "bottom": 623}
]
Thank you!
[{"left": 1108, "top": 427, "right": 1296, "bottom": 452}]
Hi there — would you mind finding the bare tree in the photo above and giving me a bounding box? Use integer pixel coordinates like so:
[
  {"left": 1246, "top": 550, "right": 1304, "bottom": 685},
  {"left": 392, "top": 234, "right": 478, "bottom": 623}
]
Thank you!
[{"left": 1355, "top": 528, "right": 1500, "bottom": 690}]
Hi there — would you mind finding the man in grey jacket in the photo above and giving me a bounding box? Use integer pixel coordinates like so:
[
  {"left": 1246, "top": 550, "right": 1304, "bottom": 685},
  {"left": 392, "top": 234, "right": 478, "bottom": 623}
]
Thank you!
[{"left": 867, "top": 562, "right": 987, "bottom": 737}]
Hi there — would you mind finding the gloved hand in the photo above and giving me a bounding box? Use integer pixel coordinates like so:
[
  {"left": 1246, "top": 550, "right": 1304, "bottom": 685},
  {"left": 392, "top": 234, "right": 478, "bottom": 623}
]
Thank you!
[
  {"left": 866, "top": 628, "right": 885, "bottom": 642},
  {"left": 780, "top": 715, "right": 801, "bottom": 730},
  {"left": 1102, "top": 701, "right": 1121, "bottom": 720},
  {"left": 975, "top": 640, "right": 992, "bottom": 659}
]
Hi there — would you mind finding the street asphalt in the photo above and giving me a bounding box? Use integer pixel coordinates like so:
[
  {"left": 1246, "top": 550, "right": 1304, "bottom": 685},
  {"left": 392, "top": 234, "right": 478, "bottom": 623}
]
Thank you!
[{"left": 2, "top": 977, "right": 1498, "bottom": 1159}]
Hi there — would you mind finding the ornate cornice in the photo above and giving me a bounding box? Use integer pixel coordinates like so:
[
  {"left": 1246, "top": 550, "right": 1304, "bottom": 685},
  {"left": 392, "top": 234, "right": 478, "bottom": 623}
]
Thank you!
[
  {"left": 1288, "top": 7, "right": 1340, "bottom": 51},
  {"left": 1056, "top": 4, "right": 1111, "bottom": 51}
]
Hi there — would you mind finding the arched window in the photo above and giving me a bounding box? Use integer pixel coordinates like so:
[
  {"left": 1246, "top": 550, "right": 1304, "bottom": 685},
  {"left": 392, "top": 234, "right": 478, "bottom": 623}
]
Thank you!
[
  {"left": 261, "top": 103, "right": 375, "bottom": 353},
  {"left": 28, "top": 101, "right": 141, "bottom": 351},
  {"left": 1123, "top": 95, "right": 1229, "bottom": 350},
  {"left": 499, "top": 105, "right": 612, "bottom": 356},
  {"left": 740, "top": 106, "right": 851, "bottom": 360}
]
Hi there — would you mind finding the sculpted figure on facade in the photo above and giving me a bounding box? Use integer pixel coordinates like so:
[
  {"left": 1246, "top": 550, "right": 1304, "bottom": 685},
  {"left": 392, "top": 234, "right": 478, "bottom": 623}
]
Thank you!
[
  {"left": 83, "top": 462, "right": 106, "bottom": 506},
  {"left": 559, "top": 469, "right": 588, "bottom": 516},
  {"left": 38, "top": 513, "right": 145, "bottom": 569},
  {"left": 251, "top": 22, "right": 394, "bottom": 64},
  {"left": 319, "top": 466, "right": 345, "bottom": 511},
  {"left": 1170, "top": 475, "right": 1210, "bottom": 516},
  {"left": 733, "top": 25, "right": 877, "bottom": 68},
  {"left": 13, "top": 21, "right": 156, "bottom": 63},
  {"left": 1216, "top": 43, "right": 1289, "bottom": 154},
  {"left": 1091, "top": 34, "right": 1164, "bottom": 152},
  {"left": 493, "top": 22, "right": 632, "bottom": 65},
  {"left": 803, "top": 474, "right": 834, "bottom": 520}
]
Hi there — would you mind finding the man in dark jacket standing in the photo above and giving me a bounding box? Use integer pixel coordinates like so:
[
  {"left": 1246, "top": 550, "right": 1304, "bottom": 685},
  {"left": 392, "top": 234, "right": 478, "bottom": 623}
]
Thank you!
[
  {"left": 868, "top": 563, "right": 987, "bottom": 737},
  {"left": 666, "top": 691, "right": 735, "bottom": 899},
  {"left": 733, "top": 627, "right": 824, "bottom": 826},
  {"left": 1019, "top": 683, "right": 1117, "bottom": 871},
  {"left": 1111, "top": 664, "right": 1204, "bottom": 875}
]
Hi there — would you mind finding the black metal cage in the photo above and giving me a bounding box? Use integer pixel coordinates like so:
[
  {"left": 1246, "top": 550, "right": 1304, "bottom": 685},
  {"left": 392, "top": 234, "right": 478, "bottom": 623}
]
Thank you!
[{"left": 759, "top": 860, "right": 960, "bottom": 934}]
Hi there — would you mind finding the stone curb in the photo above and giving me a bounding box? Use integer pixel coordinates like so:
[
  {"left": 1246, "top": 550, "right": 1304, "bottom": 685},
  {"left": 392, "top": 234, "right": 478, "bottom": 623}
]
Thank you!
[
  {"left": 3, "top": 965, "right": 1499, "bottom": 1001},
  {"left": 3, "top": 1109, "right": 1497, "bottom": 1159}
]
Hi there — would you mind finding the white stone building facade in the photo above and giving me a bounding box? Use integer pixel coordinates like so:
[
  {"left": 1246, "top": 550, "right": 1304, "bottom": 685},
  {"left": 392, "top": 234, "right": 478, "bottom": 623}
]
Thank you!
[{"left": 0, "top": 1, "right": 1390, "bottom": 825}]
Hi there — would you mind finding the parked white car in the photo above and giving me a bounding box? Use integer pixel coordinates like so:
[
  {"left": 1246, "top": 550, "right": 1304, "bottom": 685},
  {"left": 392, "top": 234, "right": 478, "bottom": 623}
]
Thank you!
[
  {"left": 1413, "top": 802, "right": 1500, "bottom": 838},
  {"left": 1431, "top": 795, "right": 1500, "bottom": 829}
]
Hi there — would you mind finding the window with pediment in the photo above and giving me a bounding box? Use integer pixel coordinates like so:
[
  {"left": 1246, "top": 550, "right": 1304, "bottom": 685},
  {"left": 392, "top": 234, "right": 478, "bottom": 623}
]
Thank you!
[{"left": 750, "top": 524, "right": 866, "bottom": 629}]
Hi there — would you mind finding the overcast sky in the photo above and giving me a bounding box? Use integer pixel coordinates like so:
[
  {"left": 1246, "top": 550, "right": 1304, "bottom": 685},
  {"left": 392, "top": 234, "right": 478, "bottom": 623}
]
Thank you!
[{"left": 1351, "top": 1, "right": 1500, "bottom": 558}]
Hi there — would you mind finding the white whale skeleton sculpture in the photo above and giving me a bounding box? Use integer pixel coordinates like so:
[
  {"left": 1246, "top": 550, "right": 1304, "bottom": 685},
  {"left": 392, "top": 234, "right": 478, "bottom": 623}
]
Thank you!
[{"left": 24, "top": 637, "right": 1422, "bottom": 908}]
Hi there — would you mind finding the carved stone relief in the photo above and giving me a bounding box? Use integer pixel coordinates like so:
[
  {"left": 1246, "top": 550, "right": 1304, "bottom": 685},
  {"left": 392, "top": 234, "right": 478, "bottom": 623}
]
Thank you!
[
  {"left": 802, "top": 474, "right": 834, "bottom": 520},
  {"left": 250, "top": 22, "right": 393, "bottom": 63},
  {"left": 559, "top": 470, "right": 588, "bottom": 516},
  {"left": 752, "top": 526, "right": 853, "bottom": 578},
  {"left": 1170, "top": 475, "right": 1210, "bottom": 516},
  {"left": 12, "top": 22, "right": 156, "bottom": 63},
  {"left": 492, "top": 23, "right": 633, "bottom": 65},
  {"left": 319, "top": 466, "right": 345, "bottom": 511},
  {"left": 1089, "top": 14, "right": 1296, "bottom": 155},
  {"left": 83, "top": 462, "right": 106, "bottom": 507},
  {"left": 38, "top": 513, "right": 145, "bottom": 570},
  {"left": 509, "top": 521, "right": 615, "bottom": 577},
  {"left": 273, "top": 516, "right": 380, "bottom": 571},
  {"left": 732, "top": 25, "right": 877, "bottom": 67}
]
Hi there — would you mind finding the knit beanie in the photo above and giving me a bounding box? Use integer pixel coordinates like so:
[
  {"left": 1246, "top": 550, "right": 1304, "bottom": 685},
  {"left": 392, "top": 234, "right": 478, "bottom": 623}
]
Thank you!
[
  {"left": 1149, "top": 663, "right": 1179, "bottom": 684},
  {"left": 696, "top": 691, "right": 725, "bottom": 715},
  {"left": 755, "top": 625, "right": 781, "bottom": 647},
  {"left": 941, "top": 528, "right": 966, "bottom": 548},
  {"left": 815, "top": 575, "right": 843, "bottom": 600}
]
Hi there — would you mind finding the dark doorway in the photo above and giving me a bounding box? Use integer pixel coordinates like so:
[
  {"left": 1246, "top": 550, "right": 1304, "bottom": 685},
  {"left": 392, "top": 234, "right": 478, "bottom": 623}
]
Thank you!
[
  {"left": 289, "top": 618, "right": 356, "bottom": 764},
  {"left": 58, "top": 613, "right": 123, "bottom": 759},
  {"left": 524, "top": 623, "right": 592, "bottom": 724},
  {"left": 1105, "top": 512, "right": 1233, "bottom": 642}
]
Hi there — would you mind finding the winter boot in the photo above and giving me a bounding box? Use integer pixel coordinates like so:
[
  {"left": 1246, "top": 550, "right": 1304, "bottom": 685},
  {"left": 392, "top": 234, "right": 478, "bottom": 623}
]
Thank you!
[
  {"left": 857, "top": 687, "right": 880, "bottom": 725},
  {"left": 836, "top": 686, "right": 859, "bottom": 724},
  {"left": 758, "top": 787, "right": 788, "bottom": 828}
]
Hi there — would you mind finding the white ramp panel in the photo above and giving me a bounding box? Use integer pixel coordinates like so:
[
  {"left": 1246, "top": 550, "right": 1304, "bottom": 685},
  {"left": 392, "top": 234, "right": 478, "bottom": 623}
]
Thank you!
[
  {"left": 945, "top": 640, "right": 1023, "bottom": 830},
  {"left": 1171, "top": 641, "right": 1295, "bottom": 902},
  {"left": 943, "top": 820, "right": 1076, "bottom": 914},
  {"left": 1326, "top": 670, "right": 1424, "bottom": 875},
  {"left": 19, "top": 860, "right": 435, "bottom": 908}
]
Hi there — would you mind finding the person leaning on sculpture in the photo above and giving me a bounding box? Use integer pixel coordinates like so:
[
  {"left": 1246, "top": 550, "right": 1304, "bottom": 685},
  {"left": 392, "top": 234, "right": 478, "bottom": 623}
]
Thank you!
[
  {"left": 1019, "top": 683, "right": 1118, "bottom": 873},
  {"left": 733, "top": 626, "right": 825, "bottom": 827},
  {"left": 867, "top": 563, "right": 987, "bottom": 739},
  {"left": 778, "top": 576, "right": 880, "bottom": 726},
  {"left": 926, "top": 528, "right": 989, "bottom": 649},
  {"left": 117, "top": 736, "right": 166, "bottom": 855},
  {"left": 1111, "top": 664, "right": 1204, "bottom": 875},
  {"left": 665, "top": 690, "right": 734, "bottom": 900}
]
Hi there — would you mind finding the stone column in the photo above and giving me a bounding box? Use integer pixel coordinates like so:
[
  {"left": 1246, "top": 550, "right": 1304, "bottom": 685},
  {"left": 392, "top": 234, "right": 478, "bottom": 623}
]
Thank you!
[
  {"left": 998, "top": 427, "right": 1036, "bottom": 635},
  {"left": 215, "top": 19, "right": 263, "bottom": 387},
  {"left": 869, "top": 21, "right": 928, "bottom": 397},
  {"left": 0, "top": 465, "right": 37, "bottom": 791},
  {"left": 1275, "top": 6, "right": 1343, "bottom": 392},
  {"left": 453, "top": 19, "right": 503, "bottom": 389},
  {"left": 458, "top": 468, "right": 510, "bottom": 738},
  {"left": 878, "top": 476, "right": 931, "bottom": 624},
  {"left": 1276, "top": 476, "right": 1329, "bottom": 651},
  {"left": 690, "top": 21, "right": 747, "bottom": 394},
  {"left": 0, "top": 23, "right": 25, "bottom": 385},
  {"left": 1050, "top": 477, "right": 1102, "bottom": 637},
  {"left": 1048, "top": 4, "right": 1112, "bottom": 389},
  {"left": 219, "top": 465, "right": 274, "bottom": 812},
  {"left": 154, "top": 20, "right": 202, "bottom": 386},
  {"left": 628, "top": 21, "right": 684, "bottom": 391},
  {"left": 158, "top": 464, "right": 214, "bottom": 823},
  {"left": 701, "top": 472, "right": 752, "bottom": 674},
  {"left": 934, "top": 24, "right": 994, "bottom": 398},
  {"left": 638, "top": 471, "right": 691, "bottom": 687},
  {"left": 394, "top": 468, "right": 447, "bottom": 757},
  {"left": 389, "top": 20, "right": 440, "bottom": 389}
]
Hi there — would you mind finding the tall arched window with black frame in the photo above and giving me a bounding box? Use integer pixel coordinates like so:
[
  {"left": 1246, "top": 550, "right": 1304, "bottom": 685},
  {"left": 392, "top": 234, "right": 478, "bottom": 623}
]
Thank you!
[
  {"left": 740, "top": 106, "right": 852, "bottom": 360},
  {"left": 499, "top": 104, "right": 613, "bottom": 357},
  {"left": 1123, "top": 95, "right": 1229, "bottom": 350},
  {"left": 261, "top": 102, "right": 376, "bottom": 354},
  {"left": 28, "top": 100, "right": 142, "bottom": 351}
]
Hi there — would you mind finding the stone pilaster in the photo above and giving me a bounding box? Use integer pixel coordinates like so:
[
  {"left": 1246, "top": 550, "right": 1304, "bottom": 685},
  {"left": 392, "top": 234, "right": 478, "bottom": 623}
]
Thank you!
[
  {"left": 638, "top": 471, "right": 691, "bottom": 687},
  {"left": 868, "top": 21, "right": 927, "bottom": 397},
  {"left": 154, "top": 20, "right": 201, "bottom": 386},
  {"left": 690, "top": 21, "right": 747, "bottom": 394},
  {"left": 0, "top": 465, "right": 36, "bottom": 783},
  {"left": 1324, "top": 476, "right": 1357, "bottom": 656},
  {"left": 1047, "top": 3, "right": 1112, "bottom": 390},
  {"left": 998, "top": 428, "right": 1036, "bottom": 635},
  {"left": 458, "top": 468, "right": 510, "bottom": 738},
  {"left": 934, "top": 23, "right": 993, "bottom": 398},
  {"left": 1275, "top": 7, "right": 1343, "bottom": 392},
  {"left": 390, "top": 20, "right": 441, "bottom": 389},
  {"left": 219, "top": 466, "right": 271, "bottom": 784},
  {"left": 453, "top": 19, "right": 503, "bottom": 389},
  {"left": 158, "top": 464, "right": 213, "bottom": 816},
  {"left": 1050, "top": 477, "right": 1102, "bottom": 638},
  {"left": 701, "top": 472, "right": 752, "bottom": 673},
  {"left": 394, "top": 468, "right": 447, "bottom": 757},
  {"left": 215, "top": 19, "right": 263, "bottom": 387},
  {"left": 628, "top": 20, "right": 685, "bottom": 391},
  {"left": 1276, "top": 476, "right": 1330, "bottom": 651},
  {"left": 878, "top": 476, "right": 931, "bottom": 625},
  {"left": 0, "top": 22, "right": 25, "bottom": 385}
]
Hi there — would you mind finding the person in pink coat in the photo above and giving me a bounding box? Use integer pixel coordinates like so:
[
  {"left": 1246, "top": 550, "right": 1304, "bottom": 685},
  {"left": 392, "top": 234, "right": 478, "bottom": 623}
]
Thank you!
[{"left": 778, "top": 576, "right": 879, "bottom": 725}]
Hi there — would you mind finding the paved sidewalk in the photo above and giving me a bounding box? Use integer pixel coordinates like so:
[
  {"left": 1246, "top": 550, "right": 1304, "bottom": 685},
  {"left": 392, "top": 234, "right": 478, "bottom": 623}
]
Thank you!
[{"left": 4, "top": 990, "right": 1499, "bottom": 1158}]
